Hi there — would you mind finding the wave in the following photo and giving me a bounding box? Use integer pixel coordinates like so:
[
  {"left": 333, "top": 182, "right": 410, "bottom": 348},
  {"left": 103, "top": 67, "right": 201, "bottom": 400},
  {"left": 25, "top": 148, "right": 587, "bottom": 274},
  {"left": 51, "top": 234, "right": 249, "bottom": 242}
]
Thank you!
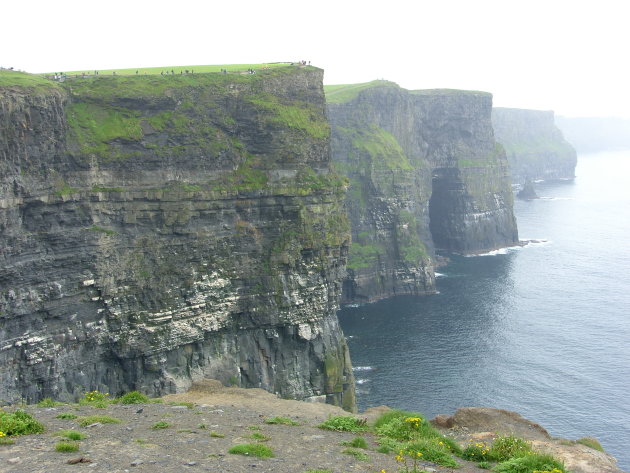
[
  {"left": 466, "top": 239, "right": 550, "bottom": 257},
  {"left": 356, "top": 378, "right": 371, "bottom": 385},
  {"left": 435, "top": 272, "right": 446, "bottom": 278},
  {"left": 352, "top": 366, "right": 374, "bottom": 372}
]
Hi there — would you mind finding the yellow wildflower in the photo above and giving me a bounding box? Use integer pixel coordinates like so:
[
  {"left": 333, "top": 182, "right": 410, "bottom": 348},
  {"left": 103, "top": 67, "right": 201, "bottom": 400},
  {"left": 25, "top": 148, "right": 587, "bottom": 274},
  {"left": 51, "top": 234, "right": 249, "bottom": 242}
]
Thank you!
[{"left": 0, "top": 432, "right": 5, "bottom": 437}]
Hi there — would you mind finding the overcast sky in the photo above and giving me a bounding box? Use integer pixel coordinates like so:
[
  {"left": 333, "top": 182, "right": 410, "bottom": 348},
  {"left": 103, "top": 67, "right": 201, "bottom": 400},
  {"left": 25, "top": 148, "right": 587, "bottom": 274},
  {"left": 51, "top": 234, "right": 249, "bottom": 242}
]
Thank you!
[{"left": 3, "top": 0, "right": 629, "bottom": 118}]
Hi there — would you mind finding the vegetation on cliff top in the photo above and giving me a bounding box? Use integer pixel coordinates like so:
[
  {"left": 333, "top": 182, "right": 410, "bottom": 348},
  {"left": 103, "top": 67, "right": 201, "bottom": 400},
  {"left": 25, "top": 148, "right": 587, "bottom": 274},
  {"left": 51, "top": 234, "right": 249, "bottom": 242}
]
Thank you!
[
  {"left": 0, "top": 69, "right": 61, "bottom": 92},
  {"left": 324, "top": 80, "right": 399, "bottom": 103},
  {"left": 411, "top": 88, "right": 492, "bottom": 96},
  {"left": 55, "top": 62, "right": 294, "bottom": 77}
]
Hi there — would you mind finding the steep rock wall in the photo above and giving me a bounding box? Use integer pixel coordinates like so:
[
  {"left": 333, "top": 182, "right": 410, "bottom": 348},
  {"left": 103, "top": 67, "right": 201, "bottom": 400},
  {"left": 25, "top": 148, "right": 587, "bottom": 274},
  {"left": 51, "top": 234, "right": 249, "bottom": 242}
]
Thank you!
[
  {"left": 0, "top": 68, "right": 355, "bottom": 410},
  {"left": 492, "top": 107, "right": 577, "bottom": 183},
  {"left": 327, "top": 84, "right": 518, "bottom": 303}
]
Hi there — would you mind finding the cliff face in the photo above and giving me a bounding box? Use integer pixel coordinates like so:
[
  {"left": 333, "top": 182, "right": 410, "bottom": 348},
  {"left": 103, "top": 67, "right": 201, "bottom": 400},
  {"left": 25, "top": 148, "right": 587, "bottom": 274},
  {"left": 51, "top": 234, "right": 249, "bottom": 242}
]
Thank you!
[
  {"left": 327, "top": 84, "right": 518, "bottom": 303},
  {"left": 0, "top": 68, "right": 355, "bottom": 410},
  {"left": 492, "top": 107, "right": 577, "bottom": 183}
]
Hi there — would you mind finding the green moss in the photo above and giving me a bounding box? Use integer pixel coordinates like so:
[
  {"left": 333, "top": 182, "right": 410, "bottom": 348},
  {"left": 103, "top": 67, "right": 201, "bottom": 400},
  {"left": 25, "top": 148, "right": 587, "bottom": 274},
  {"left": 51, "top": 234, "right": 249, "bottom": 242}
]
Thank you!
[
  {"left": 85, "top": 225, "right": 116, "bottom": 235},
  {"left": 347, "top": 242, "right": 383, "bottom": 270},
  {"left": 340, "top": 125, "right": 412, "bottom": 171},
  {"left": 66, "top": 102, "right": 143, "bottom": 158},
  {"left": 247, "top": 93, "right": 329, "bottom": 139}
]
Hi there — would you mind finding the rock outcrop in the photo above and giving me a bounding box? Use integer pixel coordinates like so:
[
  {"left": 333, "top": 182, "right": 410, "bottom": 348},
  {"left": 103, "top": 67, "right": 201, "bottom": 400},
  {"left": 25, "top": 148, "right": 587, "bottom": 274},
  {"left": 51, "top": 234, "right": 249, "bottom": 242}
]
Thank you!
[
  {"left": 327, "top": 83, "right": 519, "bottom": 302},
  {"left": 492, "top": 107, "right": 577, "bottom": 183},
  {"left": 433, "top": 407, "right": 625, "bottom": 473},
  {"left": 0, "top": 68, "right": 355, "bottom": 410}
]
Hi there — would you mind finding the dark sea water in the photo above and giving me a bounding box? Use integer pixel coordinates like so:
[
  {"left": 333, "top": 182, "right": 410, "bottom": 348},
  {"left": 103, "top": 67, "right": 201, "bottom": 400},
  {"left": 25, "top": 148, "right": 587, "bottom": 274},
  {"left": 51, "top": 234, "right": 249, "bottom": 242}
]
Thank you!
[{"left": 338, "top": 150, "right": 630, "bottom": 471}]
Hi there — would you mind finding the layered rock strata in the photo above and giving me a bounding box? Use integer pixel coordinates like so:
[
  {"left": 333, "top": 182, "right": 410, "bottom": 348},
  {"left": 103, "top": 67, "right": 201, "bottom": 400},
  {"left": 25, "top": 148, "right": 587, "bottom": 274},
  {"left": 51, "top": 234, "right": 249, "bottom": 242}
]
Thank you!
[
  {"left": 0, "top": 68, "right": 355, "bottom": 410},
  {"left": 327, "top": 83, "right": 518, "bottom": 302},
  {"left": 492, "top": 107, "right": 577, "bottom": 183}
]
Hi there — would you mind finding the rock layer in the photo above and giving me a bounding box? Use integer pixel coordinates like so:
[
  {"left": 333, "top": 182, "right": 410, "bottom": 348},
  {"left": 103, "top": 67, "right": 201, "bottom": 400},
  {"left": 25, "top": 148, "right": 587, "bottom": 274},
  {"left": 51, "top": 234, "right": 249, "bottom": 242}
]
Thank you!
[
  {"left": 492, "top": 107, "right": 577, "bottom": 183},
  {"left": 0, "top": 68, "right": 355, "bottom": 410},
  {"left": 327, "top": 84, "right": 518, "bottom": 302}
]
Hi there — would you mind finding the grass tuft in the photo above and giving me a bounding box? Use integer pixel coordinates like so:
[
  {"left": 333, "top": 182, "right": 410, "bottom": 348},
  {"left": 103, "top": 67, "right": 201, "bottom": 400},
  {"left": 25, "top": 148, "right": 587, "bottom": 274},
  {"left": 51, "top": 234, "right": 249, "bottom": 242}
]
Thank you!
[
  {"left": 55, "top": 440, "right": 80, "bottom": 452},
  {"left": 115, "top": 391, "right": 149, "bottom": 404},
  {"left": 228, "top": 443, "right": 274, "bottom": 458},
  {"left": 318, "top": 416, "right": 368, "bottom": 433},
  {"left": 54, "top": 430, "right": 86, "bottom": 440},
  {"left": 264, "top": 416, "right": 299, "bottom": 426}
]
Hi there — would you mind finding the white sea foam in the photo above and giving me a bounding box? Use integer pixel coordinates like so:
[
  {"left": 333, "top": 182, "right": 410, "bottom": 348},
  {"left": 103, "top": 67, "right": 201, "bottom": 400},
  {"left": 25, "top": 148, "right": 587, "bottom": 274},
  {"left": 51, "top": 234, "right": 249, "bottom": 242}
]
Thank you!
[
  {"left": 435, "top": 272, "right": 446, "bottom": 278},
  {"left": 356, "top": 378, "right": 371, "bottom": 385},
  {"left": 465, "top": 239, "right": 549, "bottom": 257},
  {"left": 352, "top": 366, "right": 374, "bottom": 372}
]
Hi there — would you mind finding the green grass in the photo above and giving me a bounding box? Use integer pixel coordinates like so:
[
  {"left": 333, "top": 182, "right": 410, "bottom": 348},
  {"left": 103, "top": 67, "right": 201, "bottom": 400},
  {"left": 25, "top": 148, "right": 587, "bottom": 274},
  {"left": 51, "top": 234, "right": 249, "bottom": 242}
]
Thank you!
[
  {"left": 318, "top": 416, "right": 368, "bottom": 433},
  {"left": 264, "top": 416, "right": 300, "bottom": 426},
  {"left": 0, "top": 69, "right": 60, "bottom": 91},
  {"left": 36, "top": 397, "right": 64, "bottom": 408},
  {"left": 55, "top": 440, "right": 80, "bottom": 452},
  {"left": 151, "top": 421, "right": 170, "bottom": 429},
  {"left": 0, "top": 437, "right": 15, "bottom": 445},
  {"left": 54, "top": 429, "right": 86, "bottom": 440},
  {"left": 115, "top": 391, "right": 149, "bottom": 404},
  {"left": 77, "top": 415, "right": 121, "bottom": 427},
  {"left": 210, "top": 432, "right": 225, "bottom": 438},
  {"left": 341, "top": 436, "right": 369, "bottom": 449},
  {"left": 57, "top": 62, "right": 293, "bottom": 77},
  {"left": 0, "top": 410, "right": 45, "bottom": 436},
  {"left": 341, "top": 448, "right": 369, "bottom": 461},
  {"left": 492, "top": 453, "right": 566, "bottom": 473},
  {"left": 228, "top": 443, "right": 274, "bottom": 458},
  {"left": 247, "top": 432, "right": 271, "bottom": 442},
  {"left": 576, "top": 437, "right": 604, "bottom": 452},
  {"left": 324, "top": 80, "right": 399, "bottom": 103},
  {"left": 372, "top": 410, "right": 462, "bottom": 468},
  {"left": 55, "top": 413, "right": 78, "bottom": 420}
]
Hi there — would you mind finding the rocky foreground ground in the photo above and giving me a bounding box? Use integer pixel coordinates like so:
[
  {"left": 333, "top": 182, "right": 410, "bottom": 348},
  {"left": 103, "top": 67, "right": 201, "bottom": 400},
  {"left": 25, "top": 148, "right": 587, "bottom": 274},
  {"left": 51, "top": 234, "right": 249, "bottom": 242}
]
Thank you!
[{"left": 0, "top": 380, "right": 624, "bottom": 473}]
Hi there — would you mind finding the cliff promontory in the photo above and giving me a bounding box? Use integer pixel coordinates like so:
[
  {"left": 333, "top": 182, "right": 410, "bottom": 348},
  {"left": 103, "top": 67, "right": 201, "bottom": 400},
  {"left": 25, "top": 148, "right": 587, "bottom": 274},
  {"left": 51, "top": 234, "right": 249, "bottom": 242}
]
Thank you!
[
  {"left": 0, "top": 67, "right": 355, "bottom": 410},
  {"left": 327, "top": 82, "right": 518, "bottom": 302},
  {"left": 492, "top": 107, "right": 577, "bottom": 183}
]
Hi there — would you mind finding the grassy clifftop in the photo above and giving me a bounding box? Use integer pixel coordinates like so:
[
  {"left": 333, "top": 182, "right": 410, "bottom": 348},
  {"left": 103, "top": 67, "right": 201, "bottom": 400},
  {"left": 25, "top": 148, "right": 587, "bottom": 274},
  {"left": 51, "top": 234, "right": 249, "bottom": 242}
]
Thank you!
[{"left": 324, "top": 80, "right": 399, "bottom": 103}]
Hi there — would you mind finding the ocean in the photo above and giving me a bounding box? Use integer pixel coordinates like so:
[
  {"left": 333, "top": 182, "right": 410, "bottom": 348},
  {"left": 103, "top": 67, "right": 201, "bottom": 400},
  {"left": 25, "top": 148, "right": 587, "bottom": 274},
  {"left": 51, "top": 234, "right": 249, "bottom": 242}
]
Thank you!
[{"left": 338, "top": 150, "right": 630, "bottom": 470}]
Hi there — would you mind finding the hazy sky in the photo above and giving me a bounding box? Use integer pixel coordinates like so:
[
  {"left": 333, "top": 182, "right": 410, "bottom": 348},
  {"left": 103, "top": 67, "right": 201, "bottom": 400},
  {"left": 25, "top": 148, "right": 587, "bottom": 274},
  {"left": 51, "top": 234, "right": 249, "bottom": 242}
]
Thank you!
[{"left": 4, "top": 0, "right": 629, "bottom": 117}]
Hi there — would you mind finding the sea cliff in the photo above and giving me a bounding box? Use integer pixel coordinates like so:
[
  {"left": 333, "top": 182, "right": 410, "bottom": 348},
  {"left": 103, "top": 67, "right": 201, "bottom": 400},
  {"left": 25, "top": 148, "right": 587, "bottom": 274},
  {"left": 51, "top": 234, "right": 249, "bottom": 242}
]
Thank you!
[
  {"left": 327, "top": 82, "right": 518, "bottom": 303},
  {"left": 492, "top": 107, "right": 577, "bottom": 183},
  {"left": 0, "top": 68, "right": 355, "bottom": 410}
]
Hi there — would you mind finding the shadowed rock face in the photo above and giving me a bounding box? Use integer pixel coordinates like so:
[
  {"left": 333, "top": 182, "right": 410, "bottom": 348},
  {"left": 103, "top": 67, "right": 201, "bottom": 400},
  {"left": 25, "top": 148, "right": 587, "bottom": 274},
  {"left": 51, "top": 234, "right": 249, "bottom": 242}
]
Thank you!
[
  {"left": 328, "top": 86, "right": 519, "bottom": 303},
  {"left": 492, "top": 107, "right": 577, "bottom": 183},
  {"left": 0, "top": 68, "right": 355, "bottom": 411}
]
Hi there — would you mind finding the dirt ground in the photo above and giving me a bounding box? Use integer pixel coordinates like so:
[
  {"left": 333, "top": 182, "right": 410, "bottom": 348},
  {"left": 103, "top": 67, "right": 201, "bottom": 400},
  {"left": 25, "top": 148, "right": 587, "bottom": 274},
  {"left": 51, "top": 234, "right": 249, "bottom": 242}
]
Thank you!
[
  {"left": 0, "top": 380, "right": 486, "bottom": 473},
  {"left": 0, "top": 381, "right": 622, "bottom": 473}
]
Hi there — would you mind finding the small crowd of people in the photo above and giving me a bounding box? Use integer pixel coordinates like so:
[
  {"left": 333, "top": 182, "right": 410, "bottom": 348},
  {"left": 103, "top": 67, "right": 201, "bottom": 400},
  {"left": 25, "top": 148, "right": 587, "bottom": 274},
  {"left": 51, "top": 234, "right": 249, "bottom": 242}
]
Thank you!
[{"left": 160, "top": 69, "right": 194, "bottom": 75}]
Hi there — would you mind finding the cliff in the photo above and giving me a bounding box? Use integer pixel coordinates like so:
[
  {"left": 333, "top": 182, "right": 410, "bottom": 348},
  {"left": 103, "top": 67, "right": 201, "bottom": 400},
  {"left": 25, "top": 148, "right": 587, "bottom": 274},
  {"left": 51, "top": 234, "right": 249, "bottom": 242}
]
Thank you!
[
  {"left": 492, "top": 107, "right": 577, "bottom": 183},
  {"left": 0, "top": 68, "right": 355, "bottom": 410},
  {"left": 327, "top": 83, "right": 518, "bottom": 303}
]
